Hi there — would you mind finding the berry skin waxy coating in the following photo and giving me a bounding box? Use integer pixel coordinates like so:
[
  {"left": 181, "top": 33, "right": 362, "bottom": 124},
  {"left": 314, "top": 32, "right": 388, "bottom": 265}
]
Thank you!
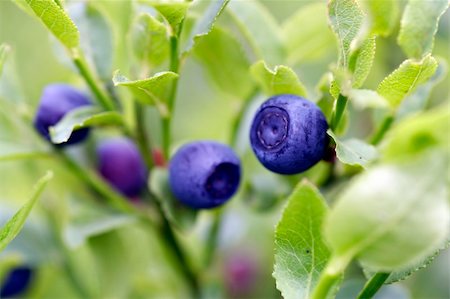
[
  {"left": 250, "top": 94, "right": 328, "bottom": 174},
  {"left": 34, "top": 84, "right": 92, "bottom": 145},
  {"left": 169, "top": 141, "right": 241, "bottom": 209},
  {"left": 0, "top": 267, "right": 33, "bottom": 298},
  {"left": 97, "top": 137, "right": 148, "bottom": 197}
]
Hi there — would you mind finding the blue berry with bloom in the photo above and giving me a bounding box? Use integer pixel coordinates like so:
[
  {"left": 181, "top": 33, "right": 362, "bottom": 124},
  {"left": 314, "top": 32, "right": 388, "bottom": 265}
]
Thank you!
[{"left": 0, "top": 267, "right": 33, "bottom": 298}]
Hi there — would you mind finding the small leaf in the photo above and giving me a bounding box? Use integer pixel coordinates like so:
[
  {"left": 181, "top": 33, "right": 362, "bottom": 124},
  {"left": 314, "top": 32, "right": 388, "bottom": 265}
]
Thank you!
[
  {"left": 327, "top": 130, "right": 378, "bottom": 168},
  {"left": 112, "top": 70, "right": 178, "bottom": 114},
  {"left": 0, "top": 171, "right": 53, "bottom": 252},
  {"left": 349, "top": 36, "right": 376, "bottom": 88},
  {"left": 149, "top": 167, "right": 197, "bottom": 230},
  {"left": 18, "top": 0, "right": 80, "bottom": 49},
  {"left": 228, "top": 0, "right": 284, "bottom": 64},
  {"left": 348, "top": 89, "right": 389, "bottom": 110},
  {"left": 0, "top": 44, "right": 10, "bottom": 76},
  {"left": 184, "top": 0, "right": 229, "bottom": 53},
  {"left": 250, "top": 60, "right": 307, "bottom": 97},
  {"left": 130, "top": 13, "right": 169, "bottom": 68},
  {"left": 398, "top": 0, "right": 449, "bottom": 58},
  {"left": 363, "top": 0, "right": 399, "bottom": 37},
  {"left": 273, "top": 180, "right": 330, "bottom": 299},
  {"left": 150, "top": 1, "right": 190, "bottom": 32},
  {"left": 325, "top": 153, "right": 450, "bottom": 272},
  {"left": 377, "top": 55, "right": 438, "bottom": 109},
  {"left": 49, "top": 106, "right": 124, "bottom": 144},
  {"left": 282, "top": 3, "right": 336, "bottom": 64}
]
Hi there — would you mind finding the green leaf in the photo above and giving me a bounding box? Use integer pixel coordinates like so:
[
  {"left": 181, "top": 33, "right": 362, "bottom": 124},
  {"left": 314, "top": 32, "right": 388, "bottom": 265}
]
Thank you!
[
  {"left": 112, "top": 70, "right": 178, "bottom": 114},
  {"left": 250, "top": 60, "right": 307, "bottom": 97},
  {"left": 363, "top": 0, "right": 399, "bottom": 37},
  {"left": 349, "top": 36, "right": 376, "bottom": 88},
  {"left": 69, "top": 3, "right": 114, "bottom": 80},
  {"left": 282, "top": 3, "right": 336, "bottom": 64},
  {"left": 0, "top": 44, "right": 10, "bottom": 77},
  {"left": 397, "top": 0, "right": 449, "bottom": 58},
  {"left": 0, "top": 171, "right": 53, "bottom": 252},
  {"left": 150, "top": 1, "right": 190, "bottom": 32},
  {"left": 130, "top": 13, "right": 169, "bottom": 68},
  {"left": 347, "top": 89, "right": 389, "bottom": 110},
  {"left": 325, "top": 153, "right": 450, "bottom": 272},
  {"left": 148, "top": 167, "right": 197, "bottom": 230},
  {"left": 49, "top": 106, "right": 124, "bottom": 144},
  {"left": 19, "top": 0, "right": 80, "bottom": 49},
  {"left": 228, "top": 0, "right": 284, "bottom": 64},
  {"left": 327, "top": 130, "right": 378, "bottom": 168},
  {"left": 193, "top": 27, "right": 252, "bottom": 98},
  {"left": 328, "top": 0, "right": 364, "bottom": 68},
  {"left": 273, "top": 180, "right": 330, "bottom": 299},
  {"left": 377, "top": 55, "right": 438, "bottom": 109},
  {"left": 184, "top": 0, "right": 230, "bottom": 53}
]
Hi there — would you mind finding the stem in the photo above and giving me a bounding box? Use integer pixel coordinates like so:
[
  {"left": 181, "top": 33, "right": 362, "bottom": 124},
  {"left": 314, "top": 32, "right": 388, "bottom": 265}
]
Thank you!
[
  {"left": 229, "top": 87, "right": 259, "bottom": 147},
  {"left": 203, "top": 209, "right": 222, "bottom": 268},
  {"left": 311, "top": 255, "right": 351, "bottom": 299},
  {"left": 135, "top": 104, "right": 154, "bottom": 168},
  {"left": 71, "top": 50, "right": 115, "bottom": 111},
  {"left": 330, "top": 94, "right": 348, "bottom": 131},
  {"left": 369, "top": 114, "right": 394, "bottom": 145},
  {"left": 357, "top": 272, "right": 390, "bottom": 299}
]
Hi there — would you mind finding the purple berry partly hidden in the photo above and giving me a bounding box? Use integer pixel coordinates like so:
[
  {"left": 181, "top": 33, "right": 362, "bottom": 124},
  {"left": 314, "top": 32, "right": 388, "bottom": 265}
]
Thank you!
[
  {"left": 169, "top": 141, "right": 241, "bottom": 209},
  {"left": 0, "top": 266, "right": 33, "bottom": 298},
  {"left": 97, "top": 137, "right": 148, "bottom": 197},
  {"left": 249, "top": 94, "right": 328, "bottom": 174},
  {"left": 34, "top": 84, "right": 92, "bottom": 145}
]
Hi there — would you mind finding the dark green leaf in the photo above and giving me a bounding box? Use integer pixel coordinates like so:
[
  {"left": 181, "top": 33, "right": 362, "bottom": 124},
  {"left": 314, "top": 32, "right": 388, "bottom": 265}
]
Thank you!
[{"left": 274, "top": 180, "right": 330, "bottom": 299}]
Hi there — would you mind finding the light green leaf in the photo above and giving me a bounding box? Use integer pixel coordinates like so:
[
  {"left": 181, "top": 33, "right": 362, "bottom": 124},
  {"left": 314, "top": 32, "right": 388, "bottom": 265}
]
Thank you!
[
  {"left": 148, "top": 167, "right": 197, "bottom": 230},
  {"left": 274, "top": 180, "right": 330, "bottom": 299},
  {"left": 398, "top": 0, "right": 449, "bottom": 58},
  {"left": 193, "top": 27, "right": 252, "bottom": 98},
  {"left": 325, "top": 153, "right": 450, "bottom": 272},
  {"left": 150, "top": 1, "right": 190, "bottom": 31},
  {"left": 112, "top": 70, "right": 178, "bottom": 114},
  {"left": 228, "top": 0, "right": 284, "bottom": 64},
  {"left": 18, "top": 0, "right": 80, "bottom": 49},
  {"left": 130, "top": 13, "right": 169, "bottom": 68},
  {"left": 282, "top": 3, "right": 335, "bottom": 64},
  {"left": 328, "top": 0, "right": 364, "bottom": 68},
  {"left": 363, "top": 0, "right": 399, "bottom": 37},
  {"left": 377, "top": 55, "right": 438, "bottom": 109},
  {"left": 49, "top": 106, "right": 124, "bottom": 144},
  {"left": 250, "top": 60, "right": 307, "bottom": 97},
  {"left": 349, "top": 36, "right": 376, "bottom": 88},
  {"left": 184, "top": 0, "right": 229, "bottom": 53},
  {"left": 327, "top": 130, "right": 378, "bottom": 168},
  {"left": 348, "top": 89, "right": 389, "bottom": 110},
  {"left": 0, "top": 171, "right": 53, "bottom": 252},
  {"left": 0, "top": 44, "right": 10, "bottom": 77}
]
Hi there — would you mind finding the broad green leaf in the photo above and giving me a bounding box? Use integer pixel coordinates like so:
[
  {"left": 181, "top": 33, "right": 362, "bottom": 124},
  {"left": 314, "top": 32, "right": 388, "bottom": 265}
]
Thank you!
[
  {"left": 228, "top": 0, "right": 284, "bottom": 64},
  {"left": 325, "top": 153, "right": 450, "bottom": 272},
  {"left": 148, "top": 167, "right": 197, "bottom": 230},
  {"left": 282, "top": 3, "right": 335, "bottom": 64},
  {"left": 398, "top": 0, "right": 449, "bottom": 58},
  {"left": 130, "top": 13, "right": 169, "bottom": 68},
  {"left": 49, "top": 106, "right": 124, "bottom": 144},
  {"left": 348, "top": 89, "right": 389, "bottom": 110},
  {"left": 19, "top": 0, "right": 80, "bottom": 49},
  {"left": 328, "top": 0, "right": 364, "bottom": 68},
  {"left": 112, "top": 70, "right": 178, "bottom": 114},
  {"left": 184, "top": 0, "right": 229, "bottom": 53},
  {"left": 377, "top": 55, "right": 438, "bottom": 109},
  {"left": 0, "top": 44, "right": 10, "bottom": 77},
  {"left": 149, "top": 1, "right": 190, "bottom": 32},
  {"left": 349, "top": 36, "right": 376, "bottom": 88},
  {"left": 327, "top": 130, "right": 378, "bottom": 168},
  {"left": 274, "top": 180, "right": 330, "bottom": 299},
  {"left": 193, "top": 27, "right": 252, "bottom": 98},
  {"left": 363, "top": 0, "right": 399, "bottom": 37},
  {"left": 0, "top": 171, "right": 53, "bottom": 252},
  {"left": 250, "top": 60, "right": 307, "bottom": 97},
  {"left": 69, "top": 3, "right": 114, "bottom": 80}
]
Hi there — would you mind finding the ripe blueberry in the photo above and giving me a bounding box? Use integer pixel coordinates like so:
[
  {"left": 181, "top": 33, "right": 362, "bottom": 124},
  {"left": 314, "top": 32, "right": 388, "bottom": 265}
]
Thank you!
[
  {"left": 0, "top": 267, "right": 33, "bottom": 298},
  {"left": 169, "top": 141, "right": 241, "bottom": 209},
  {"left": 250, "top": 94, "right": 328, "bottom": 174},
  {"left": 96, "top": 137, "right": 148, "bottom": 197}
]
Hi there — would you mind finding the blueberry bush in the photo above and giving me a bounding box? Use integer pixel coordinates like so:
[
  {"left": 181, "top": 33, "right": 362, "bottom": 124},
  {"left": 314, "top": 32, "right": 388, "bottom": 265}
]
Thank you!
[{"left": 0, "top": 0, "right": 449, "bottom": 298}]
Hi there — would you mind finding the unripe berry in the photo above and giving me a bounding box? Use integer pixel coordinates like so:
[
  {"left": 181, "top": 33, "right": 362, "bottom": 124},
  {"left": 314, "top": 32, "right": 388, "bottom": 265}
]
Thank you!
[
  {"left": 169, "top": 141, "right": 241, "bottom": 209},
  {"left": 250, "top": 94, "right": 328, "bottom": 174},
  {"left": 96, "top": 137, "right": 148, "bottom": 197},
  {"left": 0, "top": 267, "right": 33, "bottom": 298},
  {"left": 34, "top": 84, "right": 92, "bottom": 145}
]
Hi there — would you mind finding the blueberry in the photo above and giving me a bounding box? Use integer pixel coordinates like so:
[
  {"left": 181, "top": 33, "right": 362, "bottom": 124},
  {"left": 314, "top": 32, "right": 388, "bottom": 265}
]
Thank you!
[
  {"left": 34, "top": 84, "right": 92, "bottom": 145},
  {"left": 250, "top": 94, "right": 328, "bottom": 174},
  {"left": 97, "top": 137, "right": 148, "bottom": 197},
  {"left": 0, "top": 267, "right": 33, "bottom": 298},
  {"left": 169, "top": 141, "right": 241, "bottom": 209}
]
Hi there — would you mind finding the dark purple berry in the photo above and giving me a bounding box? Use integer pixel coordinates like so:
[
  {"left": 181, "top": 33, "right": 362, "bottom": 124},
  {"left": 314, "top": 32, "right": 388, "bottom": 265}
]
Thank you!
[
  {"left": 97, "top": 137, "right": 148, "bottom": 197},
  {"left": 169, "top": 141, "right": 241, "bottom": 209},
  {"left": 0, "top": 267, "right": 33, "bottom": 298},
  {"left": 33, "top": 84, "right": 92, "bottom": 145},
  {"left": 250, "top": 94, "right": 328, "bottom": 174}
]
